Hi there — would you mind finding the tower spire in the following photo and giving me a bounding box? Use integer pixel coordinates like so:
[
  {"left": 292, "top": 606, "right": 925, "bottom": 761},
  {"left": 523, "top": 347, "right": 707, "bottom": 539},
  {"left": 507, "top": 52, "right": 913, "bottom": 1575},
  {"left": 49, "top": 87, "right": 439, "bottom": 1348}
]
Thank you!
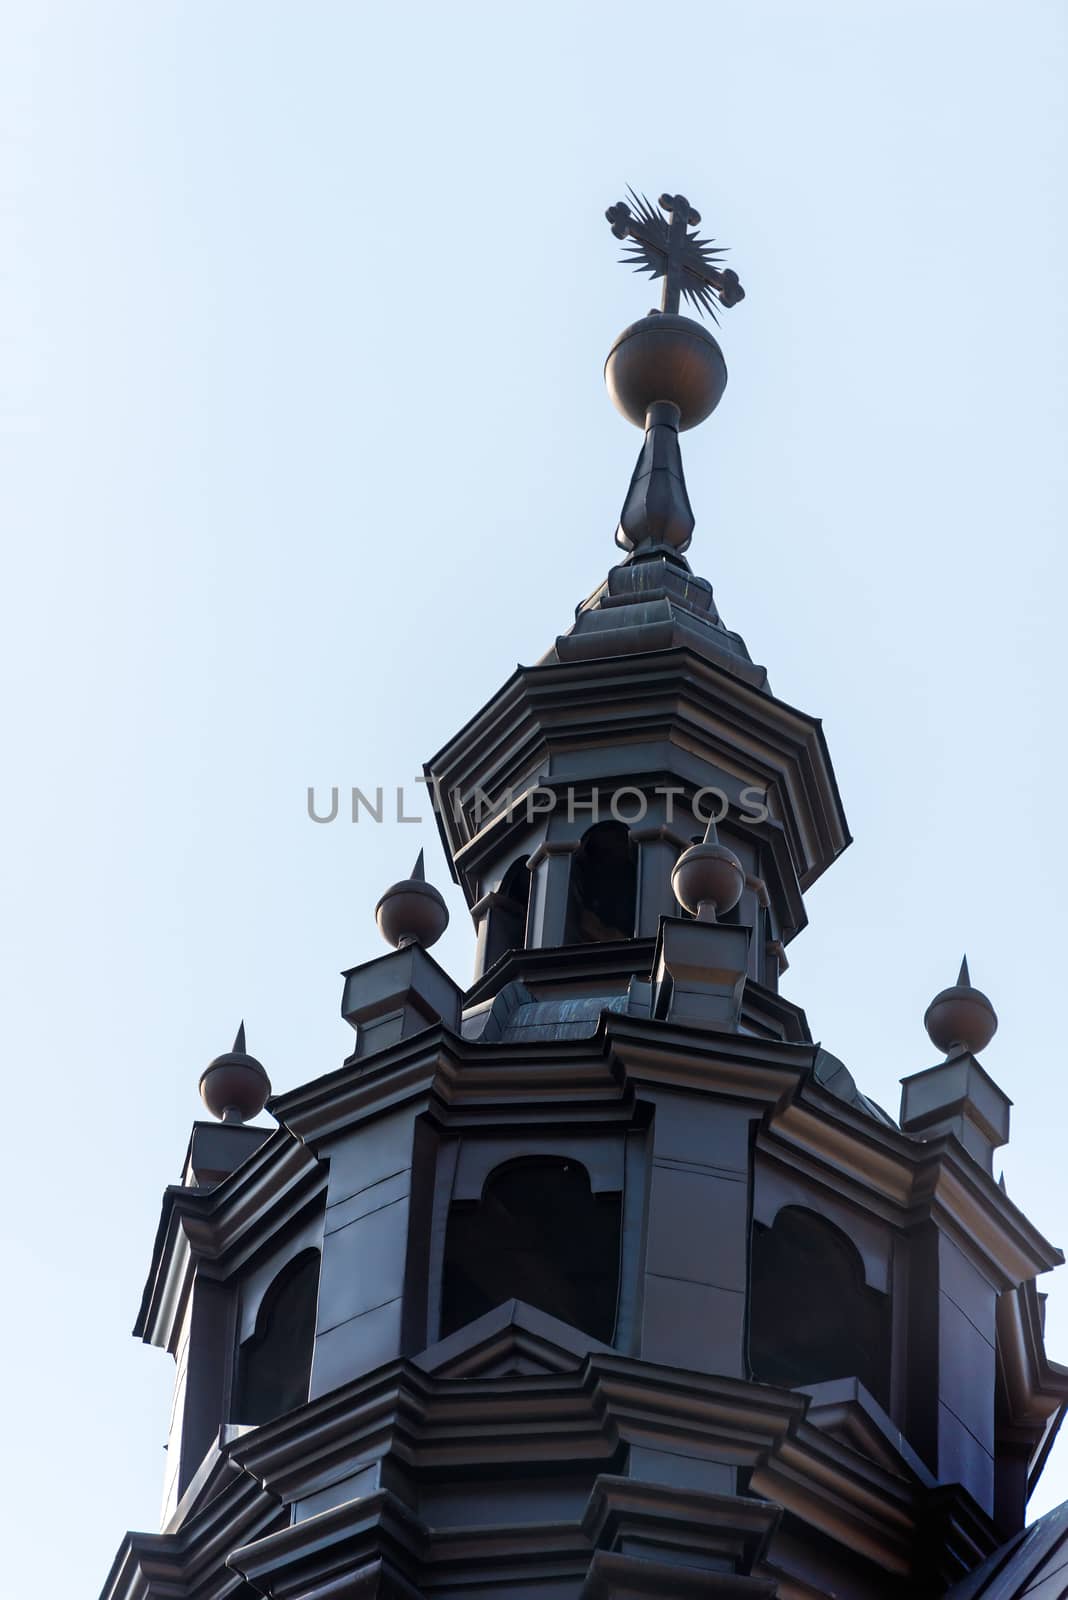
[{"left": 604, "top": 188, "right": 745, "bottom": 559}]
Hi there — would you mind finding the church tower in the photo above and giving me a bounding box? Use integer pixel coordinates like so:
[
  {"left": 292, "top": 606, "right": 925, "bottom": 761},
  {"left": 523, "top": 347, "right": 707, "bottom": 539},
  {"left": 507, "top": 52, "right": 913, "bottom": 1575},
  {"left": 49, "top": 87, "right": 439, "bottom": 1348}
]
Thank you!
[{"left": 101, "top": 193, "right": 1068, "bottom": 1600}]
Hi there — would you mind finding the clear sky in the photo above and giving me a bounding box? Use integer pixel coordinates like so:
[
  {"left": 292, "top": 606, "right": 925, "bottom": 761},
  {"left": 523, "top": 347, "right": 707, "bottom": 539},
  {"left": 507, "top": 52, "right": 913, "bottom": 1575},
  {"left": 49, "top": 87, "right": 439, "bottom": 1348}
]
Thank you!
[{"left": 2, "top": 2, "right": 1066, "bottom": 1589}]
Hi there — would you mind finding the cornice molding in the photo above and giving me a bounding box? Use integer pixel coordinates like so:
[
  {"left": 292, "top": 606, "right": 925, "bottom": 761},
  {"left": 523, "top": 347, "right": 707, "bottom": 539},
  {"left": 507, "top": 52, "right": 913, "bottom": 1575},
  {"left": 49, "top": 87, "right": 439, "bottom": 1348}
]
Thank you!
[
  {"left": 760, "top": 1082, "right": 1062, "bottom": 1289},
  {"left": 424, "top": 645, "right": 850, "bottom": 900},
  {"left": 997, "top": 1279, "right": 1068, "bottom": 1436},
  {"left": 583, "top": 1548, "right": 777, "bottom": 1597},
  {"left": 605, "top": 1013, "right": 815, "bottom": 1103},
  {"left": 229, "top": 1332, "right": 804, "bottom": 1513},
  {"left": 138, "top": 1011, "right": 1060, "bottom": 1367},
  {"left": 99, "top": 1458, "right": 281, "bottom": 1600},
  {"left": 228, "top": 1489, "right": 426, "bottom": 1599},
  {"left": 800, "top": 1378, "right": 934, "bottom": 1486},
  {"left": 223, "top": 1323, "right": 998, "bottom": 1597},
  {"left": 135, "top": 1131, "right": 325, "bottom": 1351},
  {"left": 582, "top": 1474, "right": 780, "bottom": 1571},
  {"left": 919, "top": 1151, "right": 1062, "bottom": 1288}
]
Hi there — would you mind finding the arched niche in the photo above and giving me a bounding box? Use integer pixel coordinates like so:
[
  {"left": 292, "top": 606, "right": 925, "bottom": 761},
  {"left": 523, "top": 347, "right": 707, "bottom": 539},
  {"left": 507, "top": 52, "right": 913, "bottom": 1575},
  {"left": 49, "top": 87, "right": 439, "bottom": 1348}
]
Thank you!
[
  {"left": 483, "top": 856, "right": 532, "bottom": 969},
  {"left": 749, "top": 1205, "right": 890, "bottom": 1405},
  {"left": 233, "top": 1248, "right": 320, "bottom": 1425},
  {"left": 440, "top": 1156, "right": 621, "bottom": 1343},
  {"left": 564, "top": 821, "right": 637, "bottom": 944}
]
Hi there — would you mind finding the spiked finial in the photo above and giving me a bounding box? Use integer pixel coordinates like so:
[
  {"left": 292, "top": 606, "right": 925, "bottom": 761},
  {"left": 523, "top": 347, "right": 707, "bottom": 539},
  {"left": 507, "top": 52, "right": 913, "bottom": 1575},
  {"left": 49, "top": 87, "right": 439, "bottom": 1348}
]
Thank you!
[
  {"left": 924, "top": 957, "right": 998, "bottom": 1058},
  {"left": 604, "top": 189, "right": 744, "bottom": 559},
  {"left": 199, "top": 1022, "right": 271, "bottom": 1124},
  {"left": 670, "top": 813, "right": 746, "bottom": 922},
  {"left": 375, "top": 851, "right": 449, "bottom": 950}
]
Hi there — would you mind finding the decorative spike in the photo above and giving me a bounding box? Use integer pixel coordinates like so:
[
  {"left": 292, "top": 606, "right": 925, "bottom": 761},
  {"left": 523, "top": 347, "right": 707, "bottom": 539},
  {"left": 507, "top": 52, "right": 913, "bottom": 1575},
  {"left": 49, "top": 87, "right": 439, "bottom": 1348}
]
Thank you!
[
  {"left": 924, "top": 960, "right": 997, "bottom": 1057},
  {"left": 376, "top": 851, "right": 449, "bottom": 950},
  {"left": 671, "top": 818, "right": 745, "bottom": 921},
  {"left": 200, "top": 1023, "right": 270, "bottom": 1124}
]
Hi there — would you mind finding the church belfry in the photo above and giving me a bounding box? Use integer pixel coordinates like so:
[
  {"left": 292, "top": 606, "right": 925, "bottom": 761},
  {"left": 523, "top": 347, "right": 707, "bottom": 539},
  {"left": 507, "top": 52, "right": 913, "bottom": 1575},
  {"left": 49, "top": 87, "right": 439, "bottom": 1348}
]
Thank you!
[{"left": 101, "top": 192, "right": 1068, "bottom": 1600}]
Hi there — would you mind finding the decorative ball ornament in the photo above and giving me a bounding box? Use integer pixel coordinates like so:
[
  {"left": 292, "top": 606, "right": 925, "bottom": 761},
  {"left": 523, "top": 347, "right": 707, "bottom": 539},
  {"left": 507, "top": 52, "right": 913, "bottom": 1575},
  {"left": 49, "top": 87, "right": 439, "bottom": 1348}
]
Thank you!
[
  {"left": 375, "top": 849, "right": 449, "bottom": 950},
  {"left": 199, "top": 1021, "right": 271, "bottom": 1124},
  {"left": 671, "top": 820, "right": 745, "bottom": 921},
  {"left": 924, "top": 956, "right": 998, "bottom": 1057},
  {"left": 605, "top": 313, "right": 728, "bottom": 432}
]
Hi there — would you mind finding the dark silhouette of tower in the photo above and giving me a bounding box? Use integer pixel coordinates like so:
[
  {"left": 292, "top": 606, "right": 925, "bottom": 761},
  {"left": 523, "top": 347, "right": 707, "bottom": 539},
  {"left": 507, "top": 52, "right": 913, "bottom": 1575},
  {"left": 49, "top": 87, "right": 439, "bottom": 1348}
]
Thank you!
[{"left": 100, "top": 194, "right": 1068, "bottom": 1600}]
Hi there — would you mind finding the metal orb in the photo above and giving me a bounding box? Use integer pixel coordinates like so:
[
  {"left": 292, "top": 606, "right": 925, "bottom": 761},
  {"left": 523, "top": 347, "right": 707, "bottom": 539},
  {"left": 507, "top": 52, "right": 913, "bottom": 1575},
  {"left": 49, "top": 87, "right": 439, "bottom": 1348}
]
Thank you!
[
  {"left": 605, "top": 313, "right": 727, "bottom": 432},
  {"left": 375, "top": 877, "right": 450, "bottom": 950},
  {"left": 671, "top": 839, "right": 745, "bottom": 919},
  {"left": 924, "top": 983, "right": 998, "bottom": 1057},
  {"left": 199, "top": 1047, "right": 271, "bottom": 1125}
]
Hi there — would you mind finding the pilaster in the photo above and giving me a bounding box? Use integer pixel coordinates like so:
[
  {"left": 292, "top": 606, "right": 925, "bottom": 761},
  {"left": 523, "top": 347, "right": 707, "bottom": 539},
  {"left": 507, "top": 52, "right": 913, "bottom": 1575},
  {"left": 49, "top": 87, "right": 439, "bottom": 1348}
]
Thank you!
[
  {"left": 638, "top": 1083, "right": 756, "bottom": 1379},
  {"left": 310, "top": 1110, "right": 435, "bottom": 1398},
  {"left": 906, "top": 1223, "right": 998, "bottom": 1514},
  {"left": 527, "top": 837, "right": 581, "bottom": 947},
  {"left": 630, "top": 823, "right": 688, "bottom": 935}
]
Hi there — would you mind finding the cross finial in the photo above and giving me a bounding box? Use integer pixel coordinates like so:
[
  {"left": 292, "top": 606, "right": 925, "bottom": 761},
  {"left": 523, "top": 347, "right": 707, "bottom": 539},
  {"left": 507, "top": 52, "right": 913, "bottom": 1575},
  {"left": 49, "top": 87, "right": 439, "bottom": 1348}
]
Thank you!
[{"left": 606, "top": 188, "right": 745, "bottom": 320}]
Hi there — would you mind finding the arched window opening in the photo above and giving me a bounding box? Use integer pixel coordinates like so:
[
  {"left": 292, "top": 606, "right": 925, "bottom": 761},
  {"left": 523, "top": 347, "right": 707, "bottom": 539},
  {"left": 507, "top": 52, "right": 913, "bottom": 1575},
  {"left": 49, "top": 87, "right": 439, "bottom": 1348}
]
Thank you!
[
  {"left": 565, "top": 821, "right": 637, "bottom": 944},
  {"left": 484, "top": 857, "right": 531, "bottom": 968},
  {"left": 234, "top": 1249, "right": 320, "bottom": 1425},
  {"left": 749, "top": 1207, "right": 889, "bottom": 1405},
  {"left": 441, "top": 1157, "right": 621, "bottom": 1343}
]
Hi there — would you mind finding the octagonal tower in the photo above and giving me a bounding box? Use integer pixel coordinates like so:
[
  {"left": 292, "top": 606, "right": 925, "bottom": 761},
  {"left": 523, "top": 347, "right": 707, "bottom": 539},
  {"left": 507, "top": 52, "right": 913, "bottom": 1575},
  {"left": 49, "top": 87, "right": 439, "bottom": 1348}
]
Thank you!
[{"left": 100, "top": 194, "right": 1068, "bottom": 1600}]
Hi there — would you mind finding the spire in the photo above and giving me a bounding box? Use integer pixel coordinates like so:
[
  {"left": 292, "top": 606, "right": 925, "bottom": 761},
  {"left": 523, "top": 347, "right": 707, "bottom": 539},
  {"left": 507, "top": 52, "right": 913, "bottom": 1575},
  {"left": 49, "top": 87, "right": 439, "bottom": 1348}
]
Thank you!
[
  {"left": 540, "top": 189, "right": 760, "bottom": 664},
  {"left": 958, "top": 953, "right": 971, "bottom": 987},
  {"left": 604, "top": 189, "right": 744, "bottom": 561}
]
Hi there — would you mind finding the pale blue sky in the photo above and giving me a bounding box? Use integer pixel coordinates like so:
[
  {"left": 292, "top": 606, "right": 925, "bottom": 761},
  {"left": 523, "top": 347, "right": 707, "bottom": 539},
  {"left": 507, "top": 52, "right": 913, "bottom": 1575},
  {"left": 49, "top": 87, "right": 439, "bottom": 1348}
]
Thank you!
[{"left": 2, "top": 2, "right": 1066, "bottom": 1589}]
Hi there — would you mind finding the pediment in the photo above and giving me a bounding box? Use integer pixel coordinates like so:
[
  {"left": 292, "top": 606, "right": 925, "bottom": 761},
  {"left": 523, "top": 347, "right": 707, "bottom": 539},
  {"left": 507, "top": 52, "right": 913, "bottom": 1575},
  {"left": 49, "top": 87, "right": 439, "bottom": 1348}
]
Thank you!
[
  {"left": 412, "top": 1299, "right": 613, "bottom": 1379},
  {"left": 800, "top": 1377, "right": 934, "bottom": 1484}
]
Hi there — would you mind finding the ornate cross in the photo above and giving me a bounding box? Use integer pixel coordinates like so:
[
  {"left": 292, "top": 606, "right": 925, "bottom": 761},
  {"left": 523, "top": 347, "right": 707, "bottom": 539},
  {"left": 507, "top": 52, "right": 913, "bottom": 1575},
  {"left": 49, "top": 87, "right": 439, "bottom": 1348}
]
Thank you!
[{"left": 605, "top": 189, "right": 745, "bottom": 320}]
